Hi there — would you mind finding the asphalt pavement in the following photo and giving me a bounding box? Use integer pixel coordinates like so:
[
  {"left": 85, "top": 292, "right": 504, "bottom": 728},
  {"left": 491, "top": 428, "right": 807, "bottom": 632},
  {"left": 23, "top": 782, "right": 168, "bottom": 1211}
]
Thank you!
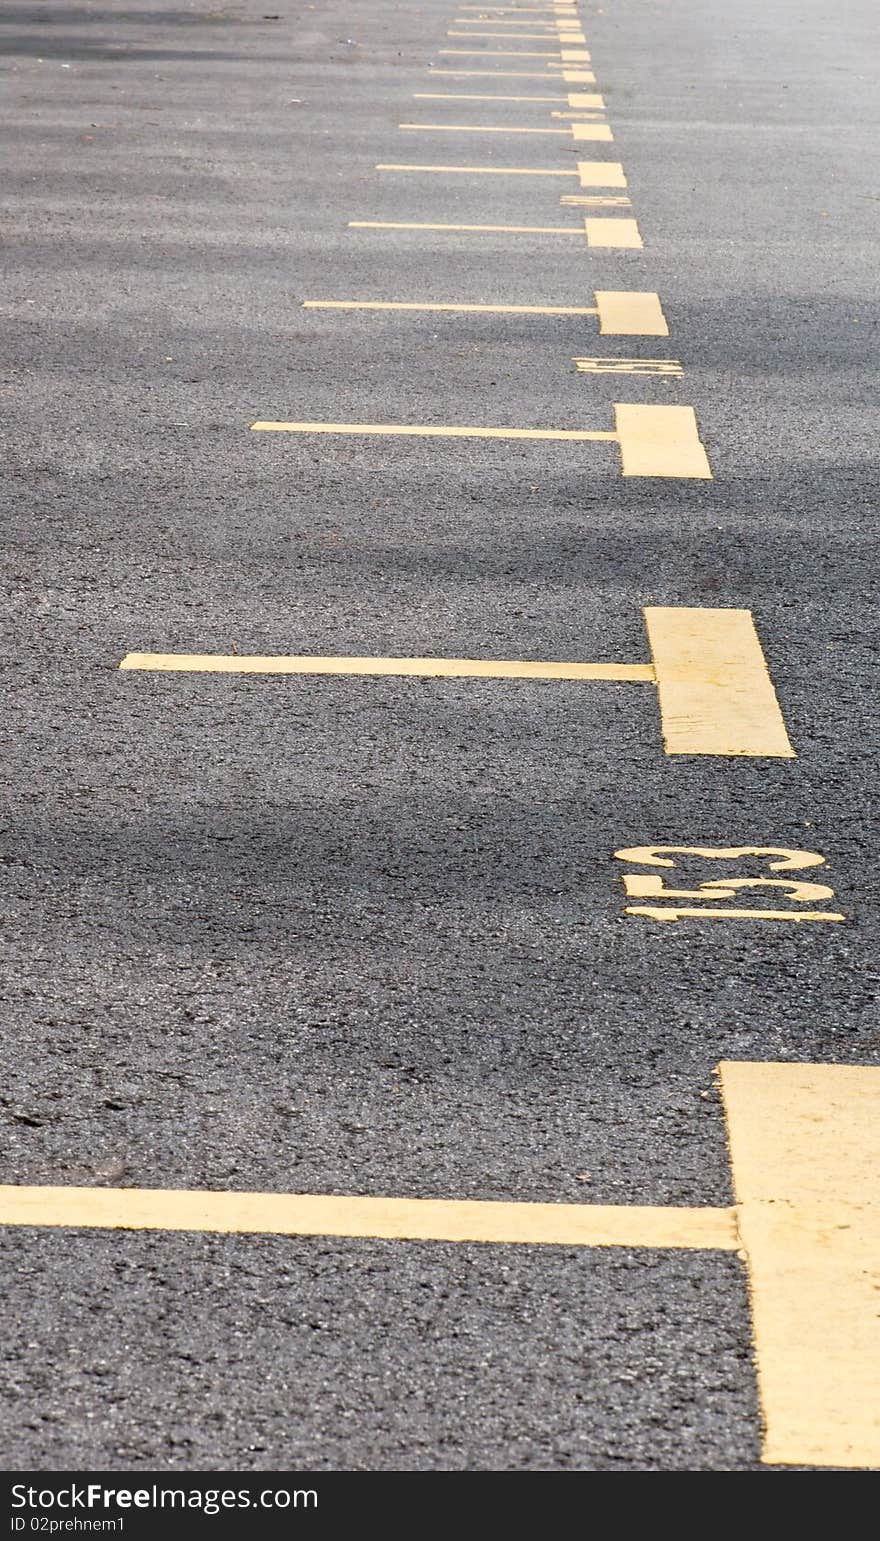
[{"left": 1, "top": 0, "right": 878, "bottom": 1472}]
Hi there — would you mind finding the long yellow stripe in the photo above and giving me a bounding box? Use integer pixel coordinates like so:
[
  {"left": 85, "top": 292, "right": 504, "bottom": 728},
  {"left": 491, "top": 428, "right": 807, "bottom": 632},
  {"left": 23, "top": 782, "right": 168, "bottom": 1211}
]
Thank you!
[
  {"left": 412, "top": 93, "right": 569, "bottom": 101},
  {"left": 302, "top": 302, "right": 600, "bottom": 315},
  {"left": 250, "top": 420, "right": 616, "bottom": 440},
  {"left": 0, "top": 1185, "right": 737, "bottom": 1250},
  {"left": 399, "top": 122, "right": 571, "bottom": 133},
  {"left": 376, "top": 164, "right": 579, "bottom": 175},
  {"left": 349, "top": 221, "right": 584, "bottom": 233},
  {"left": 720, "top": 1062, "right": 880, "bottom": 1468},
  {"left": 119, "top": 654, "right": 656, "bottom": 682}
]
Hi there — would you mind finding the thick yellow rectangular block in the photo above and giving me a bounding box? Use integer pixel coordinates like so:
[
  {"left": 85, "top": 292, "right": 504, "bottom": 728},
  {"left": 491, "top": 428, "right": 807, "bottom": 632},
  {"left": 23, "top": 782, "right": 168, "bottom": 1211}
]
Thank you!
[
  {"left": 561, "top": 70, "right": 596, "bottom": 82},
  {"left": 578, "top": 160, "right": 626, "bottom": 186},
  {"left": 571, "top": 122, "right": 613, "bottom": 141},
  {"left": 584, "top": 217, "right": 642, "bottom": 247},
  {"left": 720, "top": 1062, "right": 880, "bottom": 1468},
  {"left": 568, "top": 92, "right": 605, "bottom": 107},
  {"left": 643, "top": 606, "right": 794, "bottom": 755},
  {"left": 559, "top": 49, "right": 591, "bottom": 60},
  {"left": 594, "top": 291, "right": 669, "bottom": 336},
  {"left": 614, "top": 404, "right": 711, "bottom": 479}
]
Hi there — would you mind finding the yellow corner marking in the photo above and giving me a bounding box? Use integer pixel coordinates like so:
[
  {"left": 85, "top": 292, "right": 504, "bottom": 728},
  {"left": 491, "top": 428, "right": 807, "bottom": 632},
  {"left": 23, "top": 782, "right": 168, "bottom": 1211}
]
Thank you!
[
  {"left": 558, "top": 49, "right": 591, "bottom": 60},
  {"left": 561, "top": 70, "right": 596, "bottom": 82},
  {"left": 399, "top": 122, "right": 571, "bottom": 133},
  {"left": 250, "top": 420, "right": 616, "bottom": 440},
  {"left": 643, "top": 607, "right": 794, "bottom": 755},
  {"left": 376, "top": 163, "right": 578, "bottom": 175},
  {"left": 348, "top": 221, "right": 585, "bottom": 233},
  {"left": 119, "top": 654, "right": 656, "bottom": 682},
  {"left": 571, "top": 122, "right": 614, "bottom": 141},
  {"left": 568, "top": 92, "right": 605, "bottom": 107},
  {"left": 0, "top": 1186, "right": 737, "bottom": 1251},
  {"left": 594, "top": 291, "right": 668, "bottom": 336},
  {"left": 578, "top": 161, "right": 627, "bottom": 186},
  {"left": 584, "top": 217, "right": 643, "bottom": 247},
  {"left": 720, "top": 1061, "right": 880, "bottom": 1468},
  {"left": 627, "top": 906, "right": 844, "bottom": 923},
  {"left": 302, "top": 301, "right": 600, "bottom": 316},
  {"left": 614, "top": 404, "right": 710, "bottom": 478}
]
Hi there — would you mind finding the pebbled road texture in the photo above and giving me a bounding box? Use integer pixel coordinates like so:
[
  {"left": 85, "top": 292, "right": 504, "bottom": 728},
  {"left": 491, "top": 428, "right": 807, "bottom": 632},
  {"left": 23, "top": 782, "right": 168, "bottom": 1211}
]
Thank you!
[{"left": 0, "top": 0, "right": 878, "bottom": 1470}]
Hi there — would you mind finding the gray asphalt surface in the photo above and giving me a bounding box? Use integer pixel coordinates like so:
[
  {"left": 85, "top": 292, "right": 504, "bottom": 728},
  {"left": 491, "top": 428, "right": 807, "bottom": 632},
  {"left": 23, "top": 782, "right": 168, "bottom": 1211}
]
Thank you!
[{"left": 1, "top": 0, "right": 878, "bottom": 1471}]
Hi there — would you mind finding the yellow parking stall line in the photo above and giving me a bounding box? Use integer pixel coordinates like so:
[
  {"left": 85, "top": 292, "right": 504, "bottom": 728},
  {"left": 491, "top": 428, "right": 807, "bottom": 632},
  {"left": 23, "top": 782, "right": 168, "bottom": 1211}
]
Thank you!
[
  {"left": 720, "top": 1062, "right": 880, "bottom": 1468},
  {"left": 302, "top": 292, "right": 669, "bottom": 338},
  {"left": 250, "top": 420, "right": 616, "bottom": 440},
  {"left": 439, "top": 50, "right": 582, "bottom": 58},
  {"left": 398, "top": 122, "right": 571, "bottom": 133},
  {"left": 643, "top": 606, "right": 792, "bottom": 755},
  {"left": 423, "top": 71, "right": 589, "bottom": 79},
  {"left": 446, "top": 31, "right": 583, "bottom": 40},
  {"left": 251, "top": 406, "right": 710, "bottom": 479},
  {"left": 412, "top": 93, "right": 569, "bottom": 102},
  {"left": 377, "top": 163, "right": 580, "bottom": 176},
  {"left": 568, "top": 93, "right": 605, "bottom": 107},
  {"left": 302, "top": 301, "right": 601, "bottom": 315},
  {"left": 0, "top": 1186, "right": 738, "bottom": 1252},
  {"left": 560, "top": 70, "right": 596, "bottom": 82},
  {"left": 349, "top": 221, "right": 585, "bottom": 233},
  {"left": 585, "top": 217, "right": 643, "bottom": 247},
  {"left": 119, "top": 655, "right": 656, "bottom": 682}
]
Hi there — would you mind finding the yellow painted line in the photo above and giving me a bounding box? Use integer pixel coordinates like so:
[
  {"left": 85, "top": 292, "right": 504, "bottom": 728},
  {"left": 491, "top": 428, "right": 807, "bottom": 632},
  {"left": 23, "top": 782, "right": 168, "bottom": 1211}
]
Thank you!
[
  {"left": 251, "top": 407, "right": 712, "bottom": 480},
  {"left": 0, "top": 1185, "right": 737, "bottom": 1251},
  {"left": 571, "top": 122, "right": 613, "bottom": 140},
  {"left": 627, "top": 906, "right": 844, "bottom": 923},
  {"left": 720, "top": 1062, "right": 880, "bottom": 1468},
  {"left": 439, "top": 50, "right": 579, "bottom": 58},
  {"left": 594, "top": 294, "right": 667, "bottom": 338},
  {"left": 643, "top": 606, "right": 793, "bottom": 755},
  {"left": 446, "top": 30, "right": 580, "bottom": 39},
  {"left": 578, "top": 161, "right": 627, "bottom": 186},
  {"left": 568, "top": 92, "right": 605, "bottom": 107},
  {"left": 413, "top": 93, "right": 569, "bottom": 101},
  {"left": 399, "top": 122, "right": 571, "bottom": 134},
  {"left": 558, "top": 50, "right": 591, "bottom": 60},
  {"left": 377, "top": 163, "right": 579, "bottom": 176},
  {"left": 119, "top": 655, "right": 656, "bottom": 683},
  {"left": 302, "top": 301, "right": 601, "bottom": 316},
  {"left": 585, "top": 217, "right": 643, "bottom": 247},
  {"left": 560, "top": 69, "right": 596, "bottom": 82},
  {"left": 250, "top": 421, "right": 616, "bottom": 441},
  {"left": 424, "top": 70, "right": 585, "bottom": 79},
  {"left": 349, "top": 221, "right": 585, "bottom": 233}
]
